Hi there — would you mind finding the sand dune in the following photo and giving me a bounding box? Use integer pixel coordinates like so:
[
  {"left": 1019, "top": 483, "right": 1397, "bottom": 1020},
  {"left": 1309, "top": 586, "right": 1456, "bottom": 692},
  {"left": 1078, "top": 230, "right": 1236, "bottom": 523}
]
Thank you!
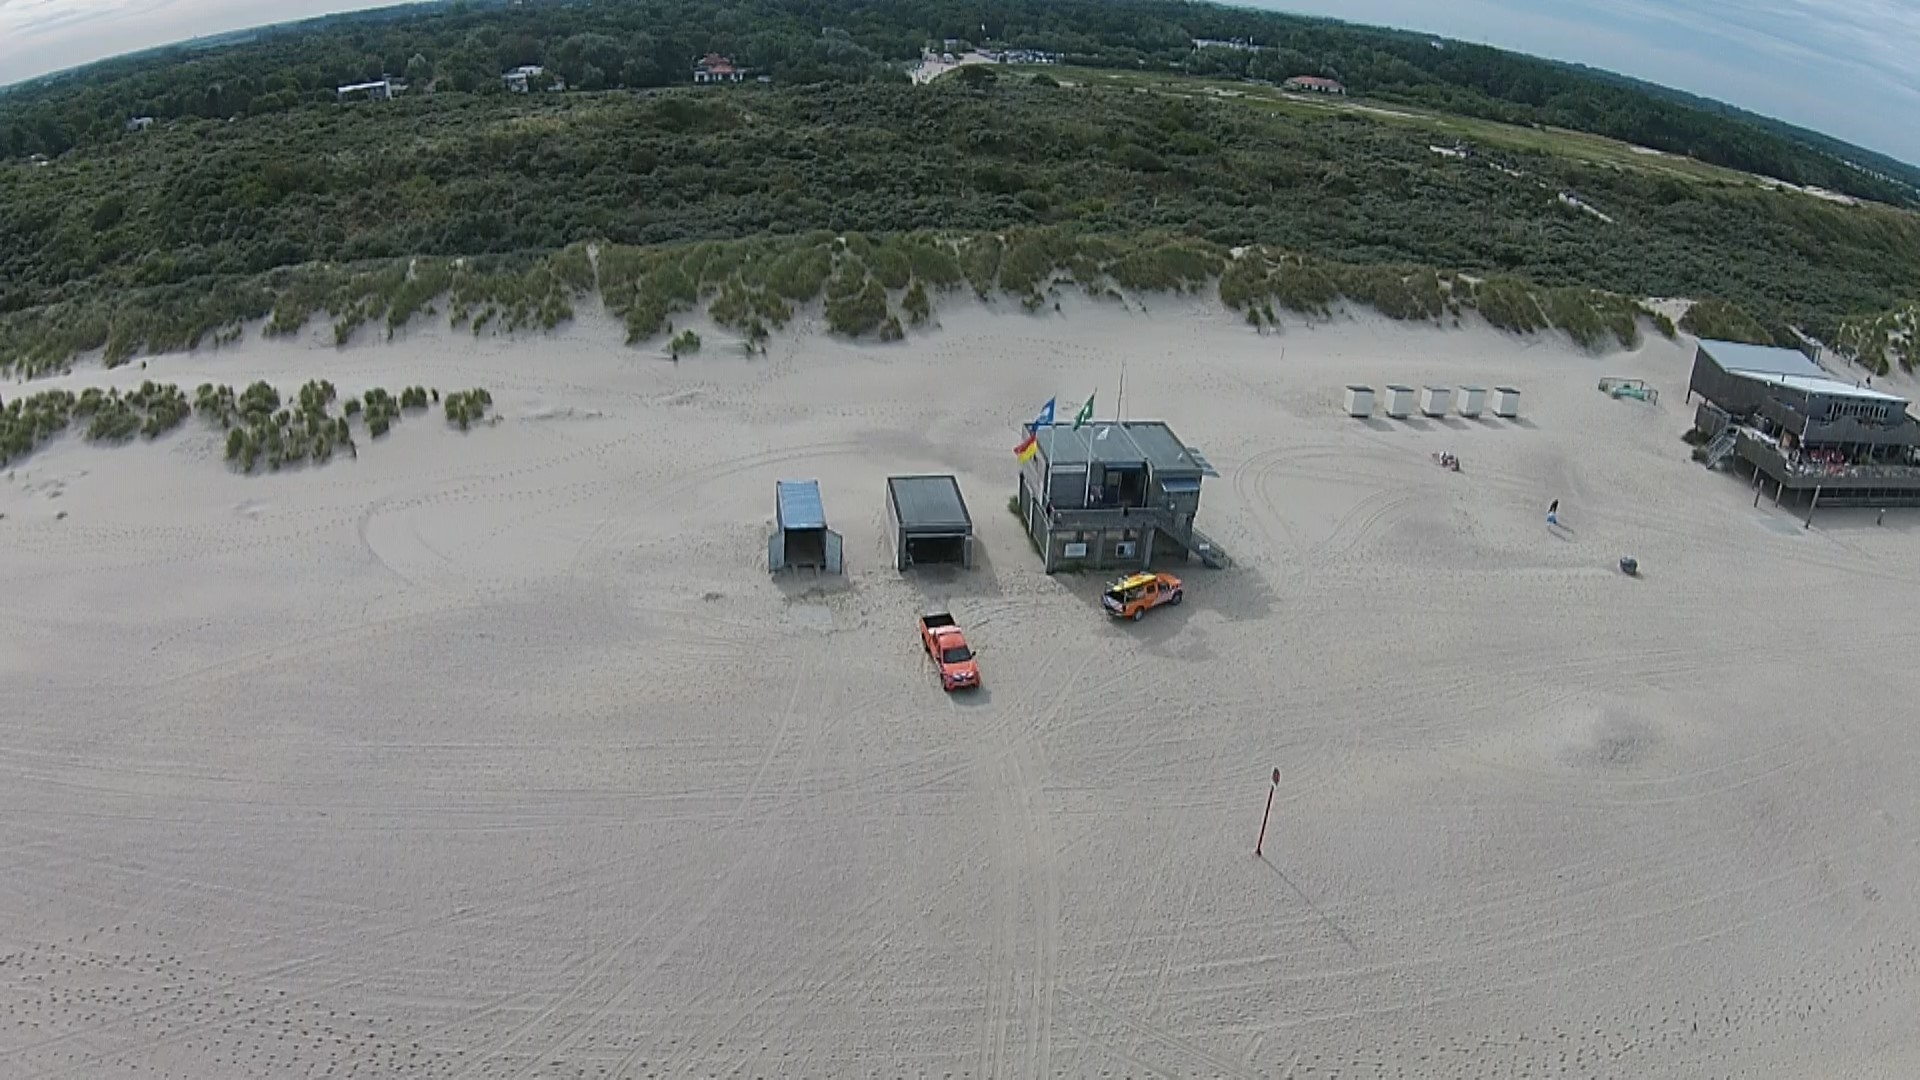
[{"left": 5, "top": 298, "right": 1920, "bottom": 1078}]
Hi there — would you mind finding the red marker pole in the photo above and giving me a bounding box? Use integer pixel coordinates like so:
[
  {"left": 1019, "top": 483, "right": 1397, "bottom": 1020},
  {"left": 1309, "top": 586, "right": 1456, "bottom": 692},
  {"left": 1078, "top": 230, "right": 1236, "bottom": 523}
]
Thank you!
[{"left": 1254, "top": 767, "right": 1280, "bottom": 858}]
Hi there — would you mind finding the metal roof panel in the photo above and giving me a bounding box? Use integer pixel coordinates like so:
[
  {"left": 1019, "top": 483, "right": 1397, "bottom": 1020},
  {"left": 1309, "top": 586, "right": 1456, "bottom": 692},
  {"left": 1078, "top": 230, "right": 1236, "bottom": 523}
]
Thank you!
[{"left": 776, "top": 480, "right": 827, "bottom": 530}]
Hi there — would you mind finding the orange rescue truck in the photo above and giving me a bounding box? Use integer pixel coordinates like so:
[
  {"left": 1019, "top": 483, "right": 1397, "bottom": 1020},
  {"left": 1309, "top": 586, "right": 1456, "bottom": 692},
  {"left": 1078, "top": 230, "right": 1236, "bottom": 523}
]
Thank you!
[
  {"left": 1103, "top": 572, "right": 1183, "bottom": 621},
  {"left": 919, "top": 612, "right": 981, "bottom": 691}
]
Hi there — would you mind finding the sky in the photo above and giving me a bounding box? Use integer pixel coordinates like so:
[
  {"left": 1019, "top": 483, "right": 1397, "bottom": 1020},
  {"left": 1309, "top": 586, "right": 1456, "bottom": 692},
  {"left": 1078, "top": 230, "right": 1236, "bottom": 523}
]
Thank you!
[
  {"left": 1, "top": 0, "right": 1916, "bottom": 164},
  {"left": 1263, "top": 0, "right": 1920, "bottom": 164}
]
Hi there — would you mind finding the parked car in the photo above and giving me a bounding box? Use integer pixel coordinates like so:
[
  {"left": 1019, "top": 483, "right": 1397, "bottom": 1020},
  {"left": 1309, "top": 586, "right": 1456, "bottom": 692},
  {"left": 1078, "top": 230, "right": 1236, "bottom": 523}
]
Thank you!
[{"left": 918, "top": 611, "right": 980, "bottom": 691}]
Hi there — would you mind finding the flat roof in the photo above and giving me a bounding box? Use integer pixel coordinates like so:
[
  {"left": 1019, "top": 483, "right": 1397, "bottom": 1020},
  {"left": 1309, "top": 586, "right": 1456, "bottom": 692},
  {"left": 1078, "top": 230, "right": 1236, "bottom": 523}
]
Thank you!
[
  {"left": 1735, "top": 371, "right": 1908, "bottom": 404},
  {"left": 888, "top": 475, "right": 972, "bottom": 532},
  {"left": 776, "top": 480, "right": 827, "bottom": 531},
  {"left": 1036, "top": 421, "right": 1202, "bottom": 474},
  {"left": 1697, "top": 339, "right": 1825, "bottom": 379}
]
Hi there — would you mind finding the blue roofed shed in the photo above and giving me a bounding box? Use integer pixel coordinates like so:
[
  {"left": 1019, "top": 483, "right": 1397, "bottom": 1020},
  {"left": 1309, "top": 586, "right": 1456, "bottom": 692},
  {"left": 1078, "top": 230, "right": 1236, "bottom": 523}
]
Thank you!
[{"left": 770, "top": 480, "right": 843, "bottom": 573}]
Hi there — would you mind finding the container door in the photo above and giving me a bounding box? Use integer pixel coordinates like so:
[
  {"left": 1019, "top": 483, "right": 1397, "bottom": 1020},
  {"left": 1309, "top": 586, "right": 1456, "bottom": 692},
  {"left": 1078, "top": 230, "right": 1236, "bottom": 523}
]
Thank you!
[
  {"left": 824, "top": 530, "right": 844, "bottom": 574},
  {"left": 768, "top": 531, "right": 785, "bottom": 573}
]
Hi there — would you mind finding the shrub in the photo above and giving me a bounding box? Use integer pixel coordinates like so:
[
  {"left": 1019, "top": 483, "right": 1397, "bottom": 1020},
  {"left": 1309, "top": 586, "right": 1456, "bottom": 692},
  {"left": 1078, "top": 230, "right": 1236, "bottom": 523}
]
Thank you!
[
  {"left": 0, "top": 390, "right": 78, "bottom": 466},
  {"left": 1474, "top": 279, "right": 1549, "bottom": 334},
  {"left": 86, "top": 400, "right": 141, "bottom": 443},
  {"left": 902, "top": 279, "right": 931, "bottom": 325},
  {"left": 960, "top": 237, "right": 1003, "bottom": 297},
  {"left": 443, "top": 388, "right": 493, "bottom": 431},
  {"left": 1680, "top": 299, "right": 1772, "bottom": 345},
  {"left": 868, "top": 244, "right": 913, "bottom": 290},
  {"left": 906, "top": 240, "right": 964, "bottom": 288},
  {"left": 1107, "top": 240, "right": 1222, "bottom": 293},
  {"left": 1219, "top": 256, "right": 1271, "bottom": 311},
  {"left": 764, "top": 244, "right": 833, "bottom": 302},
  {"left": 195, "top": 383, "right": 238, "bottom": 427},
  {"left": 670, "top": 329, "right": 703, "bottom": 356},
  {"left": 1271, "top": 260, "right": 1339, "bottom": 315},
  {"left": 297, "top": 380, "right": 338, "bottom": 413},
  {"left": 826, "top": 280, "right": 891, "bottom": 336},
  {"left": 239, "top": 382, "right": 280, "bottom": 424},
  {"left": 998, "top": 230, "right": 1071, "bottom": 296}
]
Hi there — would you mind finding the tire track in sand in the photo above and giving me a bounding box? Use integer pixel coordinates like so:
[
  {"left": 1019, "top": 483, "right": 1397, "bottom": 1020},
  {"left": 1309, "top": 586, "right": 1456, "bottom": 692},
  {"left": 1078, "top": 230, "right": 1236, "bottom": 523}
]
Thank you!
[
  {"left": 971, "top": 637, "right": 1080, "bottom": 1080},
  {"left": 447, "top": 664, "right": 817, "bottom": 1080}
]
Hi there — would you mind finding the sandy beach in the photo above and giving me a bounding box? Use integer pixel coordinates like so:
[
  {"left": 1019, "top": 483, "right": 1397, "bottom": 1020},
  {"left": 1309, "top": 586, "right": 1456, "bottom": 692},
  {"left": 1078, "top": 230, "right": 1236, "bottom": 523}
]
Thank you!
[{"left": 5, "top": 297, "right": 1920, "bottom": 1078}]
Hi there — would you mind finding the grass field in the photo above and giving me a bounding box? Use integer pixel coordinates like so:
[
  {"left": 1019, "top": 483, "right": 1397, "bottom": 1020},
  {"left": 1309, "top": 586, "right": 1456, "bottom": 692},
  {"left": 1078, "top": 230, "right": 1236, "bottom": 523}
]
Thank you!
[{"left": 1022, "top": 65, "right": 1787, "bottom": 188}]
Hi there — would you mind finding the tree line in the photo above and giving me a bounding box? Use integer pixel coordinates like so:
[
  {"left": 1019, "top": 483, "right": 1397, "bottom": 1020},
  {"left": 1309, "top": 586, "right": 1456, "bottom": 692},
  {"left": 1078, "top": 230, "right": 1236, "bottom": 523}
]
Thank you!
[
  {"left": 1, "top": 0, "right": 1911, "bottom": 206},
  {"left": 6, "top": 75, "right": 1919, "bottom": 371}
]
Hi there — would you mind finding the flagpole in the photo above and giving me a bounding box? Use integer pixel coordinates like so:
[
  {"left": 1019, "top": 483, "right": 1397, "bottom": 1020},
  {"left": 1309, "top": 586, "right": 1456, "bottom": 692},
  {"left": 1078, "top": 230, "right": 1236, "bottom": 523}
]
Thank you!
[
  {"left": 1042, "top": 421, "right": 1053, "bottom": 510},
  {"left": 1083, "top": 388, "right": 1095, "bottom": 508},
  {"left": 1118, "top": 359, "right": 1126, "bottom": 423}
]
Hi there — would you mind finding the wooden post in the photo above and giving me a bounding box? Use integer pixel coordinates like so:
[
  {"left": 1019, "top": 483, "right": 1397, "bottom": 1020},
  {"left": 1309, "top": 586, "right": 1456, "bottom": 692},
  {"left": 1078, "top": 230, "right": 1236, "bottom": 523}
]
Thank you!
[
  {"left": 1806, "top": 485, "right": 1822, "bottom": 529},
  {"left": 1254, "top": 768, "right": 1280, "bottom": 857}
]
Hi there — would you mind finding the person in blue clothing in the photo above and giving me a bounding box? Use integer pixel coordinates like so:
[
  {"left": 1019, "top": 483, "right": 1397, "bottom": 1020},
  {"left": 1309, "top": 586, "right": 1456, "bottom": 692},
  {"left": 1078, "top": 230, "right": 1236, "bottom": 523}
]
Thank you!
[{"left": 1547, "top": 498, "right": 1560, "bottom": 528}]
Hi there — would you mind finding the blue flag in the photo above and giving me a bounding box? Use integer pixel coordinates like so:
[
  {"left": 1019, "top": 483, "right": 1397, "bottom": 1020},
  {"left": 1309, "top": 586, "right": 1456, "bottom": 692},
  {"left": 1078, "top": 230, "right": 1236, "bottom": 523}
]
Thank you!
[{"left": 1031, "top": 397, "right": 1056, "bottom": 430}]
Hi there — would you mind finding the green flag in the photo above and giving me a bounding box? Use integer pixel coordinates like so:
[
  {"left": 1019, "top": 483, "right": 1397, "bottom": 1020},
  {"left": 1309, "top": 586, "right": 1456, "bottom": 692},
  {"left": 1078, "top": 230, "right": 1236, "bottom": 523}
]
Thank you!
[{"left": 1072, "top": 392, "right": 1095, "bottom": 429}]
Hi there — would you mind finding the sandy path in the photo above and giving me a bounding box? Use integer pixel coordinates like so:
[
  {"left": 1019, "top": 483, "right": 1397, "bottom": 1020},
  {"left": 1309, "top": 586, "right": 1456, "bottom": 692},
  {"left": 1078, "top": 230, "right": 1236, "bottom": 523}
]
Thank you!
[{"left": 4, "top": 298, "right": 1920, "bottom": 1078}]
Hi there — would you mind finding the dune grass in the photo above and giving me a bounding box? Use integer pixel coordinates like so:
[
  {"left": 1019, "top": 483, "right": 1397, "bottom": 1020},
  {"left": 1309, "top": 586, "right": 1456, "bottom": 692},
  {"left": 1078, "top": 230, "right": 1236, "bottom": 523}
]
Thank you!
[
  {"left": 2, "top": 230, "right": 1807, "bottom": 382},
  {"left": 3, "top": 377, "right": 493, "bottom": 472}
]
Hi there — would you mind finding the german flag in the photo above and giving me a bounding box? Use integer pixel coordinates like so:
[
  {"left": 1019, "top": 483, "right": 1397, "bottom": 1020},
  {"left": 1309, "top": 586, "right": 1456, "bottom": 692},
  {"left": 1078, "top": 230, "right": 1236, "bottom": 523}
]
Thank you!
[{"left": 1015, "top": 430, "right": 1039, "bottom": 462}]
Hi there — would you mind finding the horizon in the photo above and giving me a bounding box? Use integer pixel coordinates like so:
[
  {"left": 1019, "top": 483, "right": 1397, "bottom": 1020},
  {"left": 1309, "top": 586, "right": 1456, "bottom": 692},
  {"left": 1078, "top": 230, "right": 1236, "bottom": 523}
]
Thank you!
[
  {"left": 1, "top": 0, "right": 1916, "bottom": 167},
  {"left": 1260, "top": 0, "right": 1920, "bottom": 166}
]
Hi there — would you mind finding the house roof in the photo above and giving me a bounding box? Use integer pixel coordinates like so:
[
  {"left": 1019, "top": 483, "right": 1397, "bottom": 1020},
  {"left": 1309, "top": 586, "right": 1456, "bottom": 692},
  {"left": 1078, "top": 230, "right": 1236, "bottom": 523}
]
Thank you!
[
  {"left": 1284, "top": 76, "right": 1344, "bottom": 89},
  {"left": 1697, "top": 339, "right": 1824, "bottom": 379},
  {"left": 1035, "top": 420, "right": 1204, "bottom": 474},
  {"left": 1698, "top": 339, "right": 1908, "bottom": 405},
  {"left": 888, "top": 475, "right": 972, "bottom": 532},
  {"left": 1737, "top": 372, "right": 1908, "bottom": 405},
  {"left": 776, "top": 480, "right": 827, "bottom": 531}
]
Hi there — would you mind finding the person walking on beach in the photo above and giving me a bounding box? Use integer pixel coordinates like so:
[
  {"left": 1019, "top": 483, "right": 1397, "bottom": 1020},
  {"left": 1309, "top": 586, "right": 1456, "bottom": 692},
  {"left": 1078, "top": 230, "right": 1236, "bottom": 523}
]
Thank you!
[{"left": 1547, "top": 498, "right": 1559, "bottom": 528}]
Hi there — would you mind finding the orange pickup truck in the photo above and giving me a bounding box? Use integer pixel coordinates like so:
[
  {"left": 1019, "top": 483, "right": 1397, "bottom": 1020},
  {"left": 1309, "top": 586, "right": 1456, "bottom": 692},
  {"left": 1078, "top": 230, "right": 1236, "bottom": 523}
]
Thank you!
[
  {"left": 919, "top": 612, "right": 980, "bottom": 691},
  {"left": 1103, "top": 571, "right": 1183, "bottom": 621}
]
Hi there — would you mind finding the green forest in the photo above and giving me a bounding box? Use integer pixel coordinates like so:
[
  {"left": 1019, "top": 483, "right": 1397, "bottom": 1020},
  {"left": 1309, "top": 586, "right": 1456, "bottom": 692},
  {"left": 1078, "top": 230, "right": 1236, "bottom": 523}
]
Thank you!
[
  {"left": 4, "top": 0, "right": 1912, "bottom": 203},
  {"left": 3, "top": 0, "right": 1920, "bottom": 375}
]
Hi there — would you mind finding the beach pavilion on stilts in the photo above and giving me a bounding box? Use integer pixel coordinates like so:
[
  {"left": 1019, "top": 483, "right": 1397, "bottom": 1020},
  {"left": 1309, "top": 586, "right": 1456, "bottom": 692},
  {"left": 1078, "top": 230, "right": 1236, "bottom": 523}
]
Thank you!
[
  {"left": 1012, "top": 392, "right": 1227, "bottom": 573},
  {"left": 1686, "top": 339, "right": 1920, "bottom": 522}
]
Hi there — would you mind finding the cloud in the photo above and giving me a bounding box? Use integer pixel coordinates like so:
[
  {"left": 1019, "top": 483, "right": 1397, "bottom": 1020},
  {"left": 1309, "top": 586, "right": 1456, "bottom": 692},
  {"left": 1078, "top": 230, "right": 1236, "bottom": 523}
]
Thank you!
[
  {"left": 0, "top": 0, "right": 391, "bottom": 84},
  {"left": 1261, "top": 0, "right": 1920, "bottom": 163}
]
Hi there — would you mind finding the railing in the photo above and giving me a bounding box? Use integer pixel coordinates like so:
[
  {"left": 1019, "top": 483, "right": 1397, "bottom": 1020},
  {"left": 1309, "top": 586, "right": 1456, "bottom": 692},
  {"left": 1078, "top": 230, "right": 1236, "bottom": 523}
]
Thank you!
[
  {"left": 1044, "top": 503, "right": 1181, "bottom": 531},
  {"left": 1702, "top": 429, "right": 1739, "bottom": 469},
  {"left": 1737, "top": 433, "right": 1920, "bottom": 489},
  {"left": 1757, "top": 396, "right": 1917, "bottom": 445}
]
